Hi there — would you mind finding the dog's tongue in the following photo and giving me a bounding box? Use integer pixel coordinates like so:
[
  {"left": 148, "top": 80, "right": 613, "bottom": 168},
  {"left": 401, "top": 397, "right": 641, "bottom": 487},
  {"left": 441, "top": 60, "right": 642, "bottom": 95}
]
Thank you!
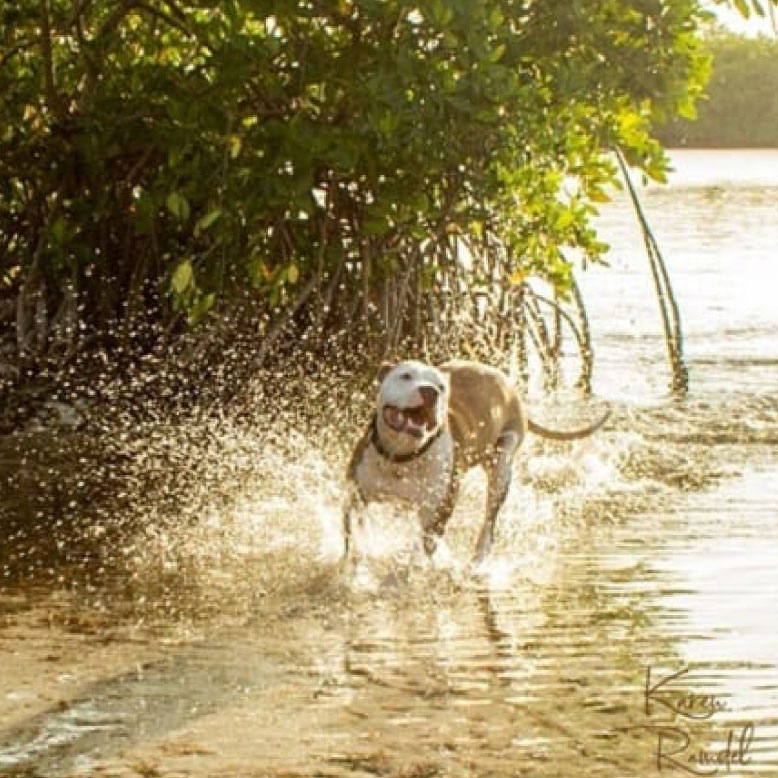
[
  {"left": 383, "top": 406, "right": 406, "bottom": 432},
  {"left": 383, "top": 406, "right": 425, "bottom": 438}
]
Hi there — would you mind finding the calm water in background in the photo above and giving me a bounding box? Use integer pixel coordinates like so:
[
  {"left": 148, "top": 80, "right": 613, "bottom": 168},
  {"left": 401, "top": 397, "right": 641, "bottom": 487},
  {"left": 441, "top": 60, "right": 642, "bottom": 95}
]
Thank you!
[
  {"left": 582, "top": 148, "right": 778, "bottom": 400},
  {"left": 0, "top": 149, "right": 777, "bottom": 778}
]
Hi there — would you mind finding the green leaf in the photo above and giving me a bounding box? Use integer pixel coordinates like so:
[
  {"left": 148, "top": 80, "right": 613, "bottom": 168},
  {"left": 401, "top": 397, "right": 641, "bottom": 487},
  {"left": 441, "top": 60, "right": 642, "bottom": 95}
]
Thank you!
[
  {"left": 166, "top": 192, "right": 190, "bottom": 221},
  {"left": 171, "top": 260, "right": 194, "bottom": 294},
  {"left": 50, "top": 217, "right": 67, "bottom": 245},
  {"left": 187, "top": 293, "right": 216, "bottom": 325},
  {"left": 364, "top": 217, "right": 389, "bottom": 236},
  {"left": 489, "top": 8, "right": 504, "bottom": 28},
  {"left": 554, "top": 209, "right": 574, "bottom": 230},
  {"left": 195, "top": 208, "right": 222, "bottom": 235},
  {"left": 377, "top": 113, "right": 398, "bottom": 136},
  {"left": 588, "top": 186, "right": 611, "bottom": 203},
  {"left": 441, "top": 30, "right": 458, "bottom": 49},
  {"left": 489, "top": 44, "right": 506, "bottom": 63},
  {"left": 286, "top": 264, "right": 299, "bottom": 284},
  {"left": 429, "top": 0, "right": 454, "bottom": 27}
]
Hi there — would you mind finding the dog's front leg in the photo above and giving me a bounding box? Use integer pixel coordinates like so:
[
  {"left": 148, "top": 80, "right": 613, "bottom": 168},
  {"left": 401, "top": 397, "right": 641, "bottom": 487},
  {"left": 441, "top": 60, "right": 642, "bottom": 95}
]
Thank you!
[
  {"left": 474, "top": 430, "right": 520, "bottom": 564},
  {"left": 341, "top": 488, "right": 365, "bottom": 560},
  {"left": 420, "top": 473, "right": 459, "bottom": 556}
]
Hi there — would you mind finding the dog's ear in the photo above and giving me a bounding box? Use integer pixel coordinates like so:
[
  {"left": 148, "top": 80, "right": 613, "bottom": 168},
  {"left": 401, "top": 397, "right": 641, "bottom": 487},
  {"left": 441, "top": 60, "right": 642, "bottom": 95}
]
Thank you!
[{"left": 376, "top": 361, "right": 395, "bottom": 382}]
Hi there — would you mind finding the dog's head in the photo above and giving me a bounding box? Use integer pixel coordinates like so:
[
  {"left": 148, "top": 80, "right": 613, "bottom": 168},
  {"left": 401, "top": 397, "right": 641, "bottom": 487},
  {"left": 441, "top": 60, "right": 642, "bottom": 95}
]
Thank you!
[{"left": 374, "top": 360, "right": 449, "bottom": 455}]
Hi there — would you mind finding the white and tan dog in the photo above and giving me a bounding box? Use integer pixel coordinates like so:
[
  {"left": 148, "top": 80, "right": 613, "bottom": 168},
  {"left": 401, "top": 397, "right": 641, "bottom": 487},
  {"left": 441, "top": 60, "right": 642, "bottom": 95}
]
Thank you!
[{"left": 343, "top": 359, "right": 609, "bottom": 563}]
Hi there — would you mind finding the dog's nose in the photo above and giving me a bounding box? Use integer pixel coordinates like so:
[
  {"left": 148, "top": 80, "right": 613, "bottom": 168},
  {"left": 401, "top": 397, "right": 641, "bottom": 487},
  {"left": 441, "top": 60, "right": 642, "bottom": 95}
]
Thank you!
[{"left": 418, "top": 386, "right": 438, "bottom": 406}]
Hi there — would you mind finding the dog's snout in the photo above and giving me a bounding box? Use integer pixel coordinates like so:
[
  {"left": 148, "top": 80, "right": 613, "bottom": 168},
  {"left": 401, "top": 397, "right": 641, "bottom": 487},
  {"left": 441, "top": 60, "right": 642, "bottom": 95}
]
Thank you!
[{"left": 418, "top": 386, "right": 438, "bottom": 406}]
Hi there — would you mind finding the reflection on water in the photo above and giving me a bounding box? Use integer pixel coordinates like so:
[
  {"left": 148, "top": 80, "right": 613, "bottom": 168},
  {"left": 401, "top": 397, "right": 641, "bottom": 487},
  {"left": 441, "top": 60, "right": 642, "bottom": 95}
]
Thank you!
[
  {"left": 1, "top": 455, "right": 776, "bottom": 777},
  {"left": 1, "top": 150, "right": 777, "bottom": 777}
]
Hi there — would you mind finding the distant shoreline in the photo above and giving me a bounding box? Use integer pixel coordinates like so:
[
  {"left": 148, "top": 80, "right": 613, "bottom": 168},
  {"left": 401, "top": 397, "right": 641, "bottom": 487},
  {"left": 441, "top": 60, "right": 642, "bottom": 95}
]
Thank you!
[
  {"left": 655, "top": 31, "right": 778, "bottom": 149},
  {"left": 621, "top": 148, "right": 778, "bottom": 189}
]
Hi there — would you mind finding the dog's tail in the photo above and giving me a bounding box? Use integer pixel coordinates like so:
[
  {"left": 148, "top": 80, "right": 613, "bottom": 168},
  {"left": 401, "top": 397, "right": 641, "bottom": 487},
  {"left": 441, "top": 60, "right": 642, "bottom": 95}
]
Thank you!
[{"left": 527, "top": 408, "right": 610, "bottom": 441}]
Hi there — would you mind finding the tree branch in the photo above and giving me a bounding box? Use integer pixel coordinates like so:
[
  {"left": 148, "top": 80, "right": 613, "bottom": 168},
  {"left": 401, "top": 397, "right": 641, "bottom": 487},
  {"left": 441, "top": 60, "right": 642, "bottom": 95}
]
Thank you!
[{"left": 39, "top": 0, "right": 64, "bottom": 121}]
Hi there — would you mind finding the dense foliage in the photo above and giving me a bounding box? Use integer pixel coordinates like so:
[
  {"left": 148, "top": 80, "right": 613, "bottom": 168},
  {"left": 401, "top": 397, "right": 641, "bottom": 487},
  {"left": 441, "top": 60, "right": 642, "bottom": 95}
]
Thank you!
[
  {"left": 0, "top": 0, "right": 742, "bottom": 390},
  {"left": 658, "top": 29, "right": 778, "bottom": 147}
]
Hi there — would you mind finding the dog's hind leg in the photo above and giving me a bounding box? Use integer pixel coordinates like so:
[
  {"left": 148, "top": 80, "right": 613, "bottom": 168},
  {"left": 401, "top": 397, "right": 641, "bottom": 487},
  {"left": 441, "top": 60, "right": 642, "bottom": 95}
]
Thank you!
[{"left": 473, "top": 430, "right": 520, "bottom": 564}]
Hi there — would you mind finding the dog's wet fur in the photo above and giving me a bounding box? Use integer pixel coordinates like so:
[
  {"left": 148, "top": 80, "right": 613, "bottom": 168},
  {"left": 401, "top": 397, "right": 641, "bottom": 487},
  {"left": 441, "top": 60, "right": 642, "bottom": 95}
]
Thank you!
[{"left": 343, "top": 359, "right": 609, "bottom": 564}]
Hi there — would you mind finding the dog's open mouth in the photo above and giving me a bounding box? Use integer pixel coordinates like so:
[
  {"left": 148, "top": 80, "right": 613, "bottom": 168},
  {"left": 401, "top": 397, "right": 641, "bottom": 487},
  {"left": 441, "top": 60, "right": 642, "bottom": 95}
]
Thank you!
[{"left": 383, "top": 404, "right": 435, "bottom": 438}]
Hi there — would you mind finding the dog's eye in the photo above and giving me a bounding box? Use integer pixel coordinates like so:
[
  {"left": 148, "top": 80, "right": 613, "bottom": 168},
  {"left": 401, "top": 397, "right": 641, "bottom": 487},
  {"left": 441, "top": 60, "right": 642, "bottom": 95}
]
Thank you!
[
  {"left": 437, "top": 383, "right": 445, "bottom": 392},
  {"left": 400, "top": 373, "right": 412, "bottom": 380}
]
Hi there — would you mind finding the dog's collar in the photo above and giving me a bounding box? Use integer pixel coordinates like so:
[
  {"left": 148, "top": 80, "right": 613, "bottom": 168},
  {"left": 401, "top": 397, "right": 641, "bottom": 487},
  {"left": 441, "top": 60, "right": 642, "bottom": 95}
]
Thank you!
[{"left": 369, "top": 413, "right": 444, "bottom": 464}]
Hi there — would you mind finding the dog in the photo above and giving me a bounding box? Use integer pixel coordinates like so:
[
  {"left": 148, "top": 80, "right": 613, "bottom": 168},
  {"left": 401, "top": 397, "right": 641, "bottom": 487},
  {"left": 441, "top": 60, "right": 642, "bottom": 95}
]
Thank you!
[{"left": 343, "top": 359, "right": 609, "bottom": 564}]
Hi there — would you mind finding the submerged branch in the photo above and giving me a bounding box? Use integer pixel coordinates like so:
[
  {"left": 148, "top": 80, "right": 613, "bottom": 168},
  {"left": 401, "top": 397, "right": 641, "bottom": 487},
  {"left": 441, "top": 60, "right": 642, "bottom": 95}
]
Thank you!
[
  {"left": 616, "top": 148, "right": 689, "bottom": 395},
  {"left": 570, "top": 276, "right": 594, "bottom": 395}
]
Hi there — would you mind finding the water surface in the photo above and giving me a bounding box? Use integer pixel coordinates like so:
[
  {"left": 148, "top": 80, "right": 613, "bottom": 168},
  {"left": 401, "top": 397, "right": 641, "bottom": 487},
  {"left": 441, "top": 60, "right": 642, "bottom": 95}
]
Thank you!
[{"left": 1, "top": 149, "right": 776, "bottom": 778}]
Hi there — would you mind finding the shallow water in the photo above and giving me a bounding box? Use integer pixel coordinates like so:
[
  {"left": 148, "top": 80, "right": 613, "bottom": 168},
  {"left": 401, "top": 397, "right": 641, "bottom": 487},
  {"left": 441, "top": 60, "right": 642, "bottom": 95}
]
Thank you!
[
  {"left": 579, "top": 148, "right": 778, "bottom": 401},
  {"left": 1, "top": 149, "right": 777, "bottom": 777}
]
